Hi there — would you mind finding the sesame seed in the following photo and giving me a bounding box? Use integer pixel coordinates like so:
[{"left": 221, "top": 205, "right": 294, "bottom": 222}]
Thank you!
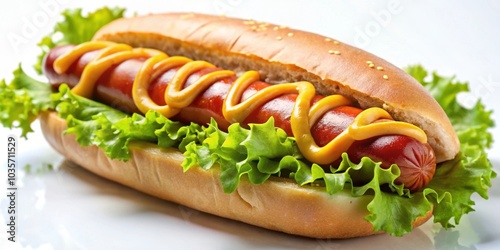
[
  {"left": 383, "top": 75, "right": 389, "bottom": 80},
  {"left": 279, "top": 25, "right": 288, "bottom": 29},
  {"left": 276, "top": 36, "right": 283, "bottom": 40},
  {"left": 377, "top": 66, "right": 384, "bottom": 71},
  {"left": 287, "top": 32, "right": 294, "bottom": 37},
  {"left": 325, "top": 38, "right": 340, "bottom": 44},
  {"left": 273, "top": 26, "right": 279, "bottom": 31},
  {"left": 328, "top": 50, "right": 340, "bottom": 55},
  {"left": 366, "top": 60, "right": 373, "bottom": 64},
  {"left": 369, "top": 63, "right": 375, "bottom": 68},
  {"left": 251, "top": 26, "right": 257, "bottom": 30},
  {"left": 243, "top": 20, "right": 255, "bottom": 25}
]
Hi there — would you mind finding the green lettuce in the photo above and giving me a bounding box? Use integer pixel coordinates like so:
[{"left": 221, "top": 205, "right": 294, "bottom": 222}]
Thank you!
[
  {"left": 0, "top": 7, "right": 495, "bottom": 237},
  {"left": 34, "top": 7, "right": 126, "bottom": 74},
  {"left": 405, "top": 65, "right": 496, "bottom": 228},
  {"left": 0, "top": 65, "right": 52, "bottom": 137},
  {"left": 51, "top": 84, "right": 209, "bottom": 161}
]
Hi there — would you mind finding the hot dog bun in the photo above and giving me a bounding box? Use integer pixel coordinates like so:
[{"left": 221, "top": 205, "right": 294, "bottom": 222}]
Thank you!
[
  {"left": 92, "top": 12, "right": 459, "bottom": 162},
  {"left": 39, "top": 111, "right": 432, "bottom": 238}
]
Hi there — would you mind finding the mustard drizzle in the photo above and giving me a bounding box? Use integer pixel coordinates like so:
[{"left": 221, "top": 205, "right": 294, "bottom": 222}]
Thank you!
[{"left": 53, "top": 41, "right": 428, "bottom": 165}]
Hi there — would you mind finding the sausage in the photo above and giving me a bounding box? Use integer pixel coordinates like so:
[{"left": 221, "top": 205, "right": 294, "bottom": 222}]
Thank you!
[{"left": 43, "top": 45, "right": 436, "bottom": 191}]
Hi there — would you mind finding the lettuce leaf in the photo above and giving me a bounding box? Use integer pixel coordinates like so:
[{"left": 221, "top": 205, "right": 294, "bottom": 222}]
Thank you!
[
  {"left": 0, "top": 65, "right": 52, "bottom": 137},
  {"left": 405, "top": 65, "right": 496, "bottom": 228},
  {"left": 425, "top": 146, "right": 493, "bottom": 227},
  {"left": 50, "top": 84, "right": 208, "bottom": 161},
  {"left": 34, "top": 7, "right": 126, "bottom": 74}
]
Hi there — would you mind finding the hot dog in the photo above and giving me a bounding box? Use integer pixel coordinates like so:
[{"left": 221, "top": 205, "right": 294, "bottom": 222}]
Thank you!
[
  {"left": 5, "top": 10, "right": 490, "bottom": 240},
  {"left": 43, "top": 44, "right": 436, "bottom": 191},
  {"left": 35, "top": 12, "right": 459, "bottom": 238}
]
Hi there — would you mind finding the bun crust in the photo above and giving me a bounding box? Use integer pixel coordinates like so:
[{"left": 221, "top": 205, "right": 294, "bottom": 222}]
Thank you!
[
  {"left": 39, "top": 111, "right": 432, "bottom": 238},
  {"left": 92, "top": 12, "right": 459, "bottom": 162}
]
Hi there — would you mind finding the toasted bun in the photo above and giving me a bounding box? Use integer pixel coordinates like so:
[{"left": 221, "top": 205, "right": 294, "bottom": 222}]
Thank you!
[
  {"left": 39, "top": 111, "right": 432, "bottom": 238},
  {"left": 92, "top": 12, "right": 459, "bottom": 162}
]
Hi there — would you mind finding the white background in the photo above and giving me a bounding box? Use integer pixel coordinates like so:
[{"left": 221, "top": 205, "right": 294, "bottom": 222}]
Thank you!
[{"left": 0, "top": 0, "right": 499, "bottom": 249}]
